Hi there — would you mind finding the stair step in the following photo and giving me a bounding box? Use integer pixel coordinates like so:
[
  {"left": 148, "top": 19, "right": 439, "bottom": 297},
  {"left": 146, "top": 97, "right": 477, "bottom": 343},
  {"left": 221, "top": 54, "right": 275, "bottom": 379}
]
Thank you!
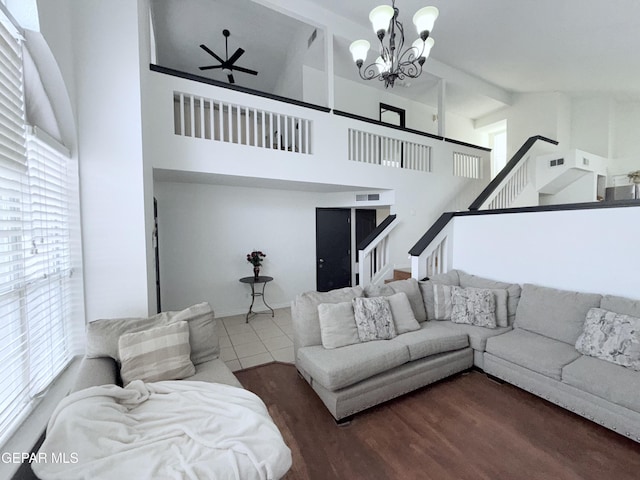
[{"left": 385, "top": 268, "right": 411, "bottom": 283}]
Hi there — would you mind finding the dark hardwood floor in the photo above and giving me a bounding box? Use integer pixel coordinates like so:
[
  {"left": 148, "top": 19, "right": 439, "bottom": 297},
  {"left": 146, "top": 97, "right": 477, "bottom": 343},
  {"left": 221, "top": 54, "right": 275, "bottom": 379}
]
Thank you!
[{"left": 236, "top": 362, "right": 640, "bottom": 480}]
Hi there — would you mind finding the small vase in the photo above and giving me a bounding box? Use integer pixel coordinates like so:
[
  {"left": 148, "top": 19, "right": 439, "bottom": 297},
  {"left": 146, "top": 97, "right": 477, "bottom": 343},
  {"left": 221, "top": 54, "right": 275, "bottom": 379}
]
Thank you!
[{"left": 253, "top": 266, "right": 260, "bottom": 280}]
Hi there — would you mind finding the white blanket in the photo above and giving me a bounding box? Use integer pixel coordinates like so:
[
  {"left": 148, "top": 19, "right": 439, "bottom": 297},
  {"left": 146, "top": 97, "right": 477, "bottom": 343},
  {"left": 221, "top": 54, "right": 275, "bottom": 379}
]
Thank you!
[{"left": 32, "top": 380, "right": 292, "bottom": 480}]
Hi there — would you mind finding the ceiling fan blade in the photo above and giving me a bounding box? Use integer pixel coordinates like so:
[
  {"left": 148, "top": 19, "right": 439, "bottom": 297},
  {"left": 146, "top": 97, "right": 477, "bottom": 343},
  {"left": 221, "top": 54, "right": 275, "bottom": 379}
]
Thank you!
[
  {"left": 227, "top": 73, "right": 235, "bottom": 84},
  {"left": 199, "top": 65, "right": 224, "bottom": 71},
  {"left": 227, "top": 47, "right": 245, "bottom": 65},
  {"left": 199, "top": 44, "right": 224, "bottom": 64},
  {"left": 232, "top": 65, "right": 258, "bottom": 76}
]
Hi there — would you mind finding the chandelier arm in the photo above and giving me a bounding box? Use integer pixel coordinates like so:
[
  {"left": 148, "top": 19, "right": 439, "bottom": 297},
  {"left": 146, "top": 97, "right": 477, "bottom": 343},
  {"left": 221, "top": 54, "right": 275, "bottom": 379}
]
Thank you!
[
  {"left": 396, "top": 44, "right": 421, "bottom": 65},
  {"left": 358, "top": 63, "right": 384, "bottom": 81},
  {"left": 398, "top": 61, "right": 423, "bottom": 79}
]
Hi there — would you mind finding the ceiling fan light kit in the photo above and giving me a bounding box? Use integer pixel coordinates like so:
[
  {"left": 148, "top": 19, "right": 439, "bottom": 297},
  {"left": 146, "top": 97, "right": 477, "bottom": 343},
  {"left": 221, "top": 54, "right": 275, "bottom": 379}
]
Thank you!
[
  {"left": 199, "top": 29, "right": 258, "bottom": 84},
  {"left": 350, "top": 1, "right": 438, "bottom": 88}
]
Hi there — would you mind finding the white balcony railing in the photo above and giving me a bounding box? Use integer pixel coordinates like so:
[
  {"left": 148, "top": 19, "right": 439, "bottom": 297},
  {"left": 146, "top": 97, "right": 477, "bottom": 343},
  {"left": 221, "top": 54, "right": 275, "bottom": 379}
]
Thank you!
[
  {"left": 348, "top": 128, "right": 432, "bottom": 172},
  {"left": 453, "top": 151, "right": 482, "bottom": 179},
  {"left": 173, "top": 92, "right": 312, "bottom": 154}
]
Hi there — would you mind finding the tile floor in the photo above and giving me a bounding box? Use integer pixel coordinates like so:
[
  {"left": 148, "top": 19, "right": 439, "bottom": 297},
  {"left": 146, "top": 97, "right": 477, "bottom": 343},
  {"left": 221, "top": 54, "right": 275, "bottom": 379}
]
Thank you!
[{"left": 218, "top": 307, "right": 294, "bottom": 372}]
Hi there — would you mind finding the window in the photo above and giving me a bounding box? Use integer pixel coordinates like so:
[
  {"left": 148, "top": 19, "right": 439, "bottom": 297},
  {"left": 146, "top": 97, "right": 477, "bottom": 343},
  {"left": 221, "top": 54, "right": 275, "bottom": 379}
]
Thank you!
[{"left": 0, "top": 12, "right": 76, "bottom": 446}]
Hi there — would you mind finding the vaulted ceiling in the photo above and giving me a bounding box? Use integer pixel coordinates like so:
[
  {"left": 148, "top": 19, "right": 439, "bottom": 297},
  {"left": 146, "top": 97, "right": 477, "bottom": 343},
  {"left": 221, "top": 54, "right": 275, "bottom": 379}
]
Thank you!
[{"left": 150, "top": 0, "right": 640, "bottom": 119}]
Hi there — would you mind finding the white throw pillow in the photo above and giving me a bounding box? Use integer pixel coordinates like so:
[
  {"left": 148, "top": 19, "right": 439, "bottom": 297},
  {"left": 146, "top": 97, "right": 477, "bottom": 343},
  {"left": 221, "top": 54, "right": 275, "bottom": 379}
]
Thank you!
[
  {"left": 118, "top": 321, "right": 195, "bottom": 385},
  {"left": 317, "top": 301, "right": 360, "bottom": 349},
  {"left": 352, "top": 297, "right": 397, "bottom": 342},
  {"left": 387, "top": 292, "right": 420, "bottom": 334},
  {"left": 575, "top": 307, "right": 640, "bottom": 371},
  {"left": 450, "top": 287, "right": 497, "bottom": 329}
]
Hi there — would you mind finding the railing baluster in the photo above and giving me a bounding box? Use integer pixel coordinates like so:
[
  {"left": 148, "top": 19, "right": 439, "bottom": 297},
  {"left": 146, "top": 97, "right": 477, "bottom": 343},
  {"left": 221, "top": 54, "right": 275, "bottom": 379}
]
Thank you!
[{"left": 179, "top": 93, "right": 185, "bottom": 136}]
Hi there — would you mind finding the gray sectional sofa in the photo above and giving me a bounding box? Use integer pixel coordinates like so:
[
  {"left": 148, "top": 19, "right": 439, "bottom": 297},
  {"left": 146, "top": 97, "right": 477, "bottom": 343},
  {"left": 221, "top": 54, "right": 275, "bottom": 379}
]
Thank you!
[{"left": 292, "top": 271, "right": 640, "bottom": 443}]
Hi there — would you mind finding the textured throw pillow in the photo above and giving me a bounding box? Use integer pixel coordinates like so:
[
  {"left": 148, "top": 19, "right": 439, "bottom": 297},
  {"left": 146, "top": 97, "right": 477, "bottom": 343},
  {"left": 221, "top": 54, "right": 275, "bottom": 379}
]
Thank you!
[
  {"left": 118, "top": 321, "right": 196, "bottom": 385},
  {"left": 317, "top": 301, "right": 360, "bottom": 349},
  {"left": 432, "top": 284, "right": 455, "bottom": 320},
  {"left": 352, "top": 297, "right": 397, "bottom": 342},
  {"left": 387, "top": 292, "right": 421, "bottom": 334},
  {"left": 575, "top": 308, "right": 640, "bottom": 371},
  {"left": 450, "top": 287, "right": 497, "bottom": 329},
  {"left": 457, "top": 271, "right": 521, "bottom": 326}
]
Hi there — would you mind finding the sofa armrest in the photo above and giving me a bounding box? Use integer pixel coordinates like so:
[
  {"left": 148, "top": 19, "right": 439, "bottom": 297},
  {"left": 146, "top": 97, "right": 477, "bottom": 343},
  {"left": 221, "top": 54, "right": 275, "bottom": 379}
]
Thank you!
[{"left": 71, "top": 356, "right": 119, "bottom": 393}]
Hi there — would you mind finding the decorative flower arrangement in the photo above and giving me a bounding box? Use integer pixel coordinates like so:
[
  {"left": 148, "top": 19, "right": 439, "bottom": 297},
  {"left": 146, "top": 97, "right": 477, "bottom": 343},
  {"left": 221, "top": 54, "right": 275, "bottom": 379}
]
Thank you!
[
  {"left": 627, "top": 170, "right": 640, "bottom": 184},
  {"left": 246, "top": 250, "right": 266, "bottom": 267},
  {"left": 247, "top": 250, "right": 266, "bottom": 280}
]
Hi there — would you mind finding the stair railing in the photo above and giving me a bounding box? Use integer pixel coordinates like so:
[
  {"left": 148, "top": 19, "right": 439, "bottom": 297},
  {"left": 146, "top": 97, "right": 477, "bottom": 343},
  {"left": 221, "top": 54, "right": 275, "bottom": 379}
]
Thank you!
[
  {"left": 357, "top": 215, "right": 398, "bottom": 287},
  {"left": 408, "top": 212, "right": 455, "bottom": 280},
  {"left": 410, "top": 135, "right": 558, "bottom": 279},
  {"left": 468, "top": 135, "right": 558, "bottom": 210}
]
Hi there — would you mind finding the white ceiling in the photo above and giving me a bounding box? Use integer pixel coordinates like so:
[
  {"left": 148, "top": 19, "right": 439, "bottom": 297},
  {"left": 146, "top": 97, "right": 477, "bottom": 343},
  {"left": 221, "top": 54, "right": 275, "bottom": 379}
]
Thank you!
[{"left": 151, "top": 0, "right": 640, "bottom": 120}]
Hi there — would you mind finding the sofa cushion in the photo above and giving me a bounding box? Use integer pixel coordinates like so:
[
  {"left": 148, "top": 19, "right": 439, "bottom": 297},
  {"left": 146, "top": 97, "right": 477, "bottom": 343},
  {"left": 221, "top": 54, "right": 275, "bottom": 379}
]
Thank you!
[
  {"left": 118, "top": 321, "right": 196, "bottom": 385},
  {"left": 451, "top": 287, "right": 497, "bottom": 329},
  {"left": 296, "top": 341, "right": 410, "bottom": 391},
  {"left": 575, "top": 307, "right": 640, "bottom": 371},
  {"left": 485, "top": 329, "right": 581, "bottom": 380},
  {"left": 363, "top": 283, "right": 394, "bottom": 298},
  {"left": 601, "top": 294, "right": 640, "bottom": 318},
  {"left": 292, "top": 286, "right": 364, "bottom": 349},
  {"left": 458, "top": 271, "right": 521, "bottom": 326},
  {"left": 562, "top": 355, "right": 640, "bottom": 413},
  {"left": 514, "top": 284, "right": 601, "bottom": 345},
  {"left": 86, "top": 302, "right": 219, "bottom": 365},
  {"left": 185, "top": 358, "right": 243, "bottom": 388},
  {"left": 391, "top": 322, "right": 468, "bottom": 361},
  {"left": 387, "top": 292, "right": 421, "bottom": 334},
  {"left": 353, "top": 297, "right": 397, "bottom": 342},
  {"left": 386, "top": 278, "right": 427, "bottom": 322},
  {"left": 438, "top": 322, "right": 512, "bottom": 352},
  {"left": 318, "top": 301, "right": 360, "bottom": 349},
  {"left": 419, "top": 270, "right": 460, "bottom": 321}
]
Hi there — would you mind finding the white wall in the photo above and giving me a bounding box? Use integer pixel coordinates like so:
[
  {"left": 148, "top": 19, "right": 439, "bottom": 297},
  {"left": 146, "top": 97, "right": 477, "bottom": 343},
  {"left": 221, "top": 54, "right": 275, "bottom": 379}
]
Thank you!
[
  {"left": 476, "top": 92, "right": 572, "bottom": 159},
  {"left": 155, "top": 182, "right": 327, "bottom": 316},
  {"left": 451, "top": 206, "right": 640, "bottom": 300},
  {"left": 570, "top": 97, "right": 614, "bottom": 158},
  {"left": 478, "top": 93, "right": 640, "bottom": 182},
  {"left": 612, "top": 100, "right": 640, "bottom": 175},
  {"left": 39, "top": 0, "right": 154, "bottom": 320}
]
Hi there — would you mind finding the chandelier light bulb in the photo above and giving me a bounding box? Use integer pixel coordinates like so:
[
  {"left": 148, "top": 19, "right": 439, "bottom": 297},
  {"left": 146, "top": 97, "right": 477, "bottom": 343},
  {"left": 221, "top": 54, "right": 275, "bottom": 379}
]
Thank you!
[
  {"left": 412, "top": 38, "right": 425, "bottom": 58},
  {"left": 369, "top": 5, "right": 394, "bottom": 38},
  {"left": 422, "top": 37, "right": 435, "bottom": 58},
  {"left": 374, "top": 55, "right": 387, "bottom": 74},
  {"left": 413, "top": 6, "right": 439, "bottom": 40},
  {"left": 349, "top": 39, "right": 371, "bottom": 64}
]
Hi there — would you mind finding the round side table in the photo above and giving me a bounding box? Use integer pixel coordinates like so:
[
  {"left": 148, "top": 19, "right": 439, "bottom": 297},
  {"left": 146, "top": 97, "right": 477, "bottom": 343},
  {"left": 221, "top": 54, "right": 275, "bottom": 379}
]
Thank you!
[{"left": 239, "top": 276, "right": 275, "bottom": 323}]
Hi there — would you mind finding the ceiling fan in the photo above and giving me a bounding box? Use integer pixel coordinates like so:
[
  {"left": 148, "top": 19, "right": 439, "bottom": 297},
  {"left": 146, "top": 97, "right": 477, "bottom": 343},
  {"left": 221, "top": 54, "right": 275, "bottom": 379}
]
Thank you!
[{"left": 199, "top": 29, "right": 258, "bottom": 84}]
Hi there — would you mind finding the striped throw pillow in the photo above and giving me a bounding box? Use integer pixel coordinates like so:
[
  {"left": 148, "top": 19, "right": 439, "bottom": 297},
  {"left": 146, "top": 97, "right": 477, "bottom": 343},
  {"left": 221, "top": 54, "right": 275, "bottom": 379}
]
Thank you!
[
  {"left": 433, "top": 284, "right": 454, "bottom": 320},
  {"left": 118, "top": 321, "right": 195, "bottom": 385}
]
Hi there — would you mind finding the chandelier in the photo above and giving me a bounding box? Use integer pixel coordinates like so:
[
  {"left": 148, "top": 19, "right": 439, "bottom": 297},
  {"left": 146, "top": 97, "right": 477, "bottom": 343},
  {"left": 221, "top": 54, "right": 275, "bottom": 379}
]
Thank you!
[{"left": 349, "top": 1, "right": 438, "bottom": 88}]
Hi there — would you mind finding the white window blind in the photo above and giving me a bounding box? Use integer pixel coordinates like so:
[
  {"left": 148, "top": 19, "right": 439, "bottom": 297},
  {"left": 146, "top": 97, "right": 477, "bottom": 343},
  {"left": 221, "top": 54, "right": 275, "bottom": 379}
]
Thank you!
[{"left": 0, "top": 11, "right": 75, "bottom": 447}]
